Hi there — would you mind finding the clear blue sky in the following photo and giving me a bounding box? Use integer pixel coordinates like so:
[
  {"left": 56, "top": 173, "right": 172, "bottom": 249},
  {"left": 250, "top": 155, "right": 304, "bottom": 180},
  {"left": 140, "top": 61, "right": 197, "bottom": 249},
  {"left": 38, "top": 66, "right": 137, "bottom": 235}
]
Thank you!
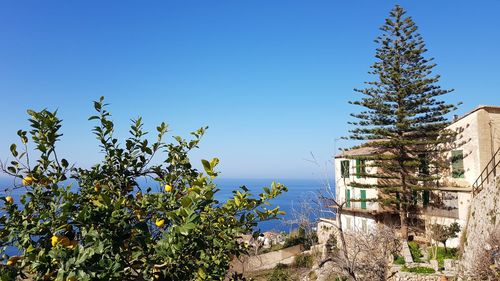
[{"left": 0, "top": 1, "right": 499, "bottom": 179}]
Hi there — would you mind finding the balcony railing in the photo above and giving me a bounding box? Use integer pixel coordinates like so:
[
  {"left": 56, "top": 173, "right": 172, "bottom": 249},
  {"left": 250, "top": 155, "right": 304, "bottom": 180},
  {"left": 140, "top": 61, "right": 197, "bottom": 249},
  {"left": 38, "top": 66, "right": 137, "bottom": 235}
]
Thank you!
[{"left": 472, "top": 146, "right": 500, "bottom": 196}]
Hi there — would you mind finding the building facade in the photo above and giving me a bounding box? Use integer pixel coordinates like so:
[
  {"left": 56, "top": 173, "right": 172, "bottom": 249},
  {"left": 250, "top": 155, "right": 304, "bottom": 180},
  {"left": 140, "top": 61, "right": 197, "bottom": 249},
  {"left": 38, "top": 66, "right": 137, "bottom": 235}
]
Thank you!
[{"left": 326, "top": 105, "right": 500, "bottom": 247}]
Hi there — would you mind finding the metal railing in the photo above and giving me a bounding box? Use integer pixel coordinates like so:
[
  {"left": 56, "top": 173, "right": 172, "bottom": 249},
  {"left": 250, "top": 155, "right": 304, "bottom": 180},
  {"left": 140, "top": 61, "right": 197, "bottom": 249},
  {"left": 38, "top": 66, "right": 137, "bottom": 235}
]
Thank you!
[{"left": 472, "top": 146, "right": 500, "bottom": 196}]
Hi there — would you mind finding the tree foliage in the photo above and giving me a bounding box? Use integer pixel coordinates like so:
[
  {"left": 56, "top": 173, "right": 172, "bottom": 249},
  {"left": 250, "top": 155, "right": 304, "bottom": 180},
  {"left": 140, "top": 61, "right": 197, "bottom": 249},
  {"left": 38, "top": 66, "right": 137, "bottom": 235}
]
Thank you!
[
  {"left": 429, "top": 222, "right": 460, "bottom": 253},
  {"left": 0, "top": 97, "right": 287, "bottom": 281},
  {"left": 347, "top": 5, "right": 458, "bottom": 237}
]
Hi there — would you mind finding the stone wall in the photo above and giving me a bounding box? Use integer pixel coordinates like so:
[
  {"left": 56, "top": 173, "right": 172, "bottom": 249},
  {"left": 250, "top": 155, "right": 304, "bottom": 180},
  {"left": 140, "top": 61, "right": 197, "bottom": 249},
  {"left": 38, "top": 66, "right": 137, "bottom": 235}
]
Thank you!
[
  {"left": 231, "top": 244, "right": 302, "bottom": 272},
  {"left": 459, "top": 176, "right": 500, "bottom": 275},
  {"left": 389, "top": 271, "right": 450, "bottom": 281}
]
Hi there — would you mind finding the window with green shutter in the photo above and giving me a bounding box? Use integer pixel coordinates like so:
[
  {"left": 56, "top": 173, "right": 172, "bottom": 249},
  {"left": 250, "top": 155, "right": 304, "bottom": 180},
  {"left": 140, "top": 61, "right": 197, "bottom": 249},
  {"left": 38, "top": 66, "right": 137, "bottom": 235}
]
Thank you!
[
  {"left": 345, "top": 189, "right": 351, "bottom": 208},
  {"left": 341, "top": 160, "right": 350, "bottom": 178},
  {"left": 451, "top": 150, "right": 465, "bottom": 178},
  {"left": 360, "top": 190, "right": 366, "bottom": 209},
  {"left": 356, "top": 159, "right": 366, "bottom": 178}
]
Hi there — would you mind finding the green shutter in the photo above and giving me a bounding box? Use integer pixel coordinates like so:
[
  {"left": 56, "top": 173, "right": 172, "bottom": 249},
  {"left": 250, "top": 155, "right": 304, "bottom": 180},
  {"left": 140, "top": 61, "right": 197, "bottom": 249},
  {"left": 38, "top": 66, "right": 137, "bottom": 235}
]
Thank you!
[
  {"left": 360, "top": 190, "right": 366, "bottom": 209},
  {"left": 356, "top": 159, "right": 361, "bottom": 178},
  {"left": 423, "top": 190, "right": 430, "bottom": 207},
  {"left": 346, "top": 189, "right": 351, "bottom": 208},
  {"left": 341, "top": 160, "right": 350, "bottom": 178},
  {"left": 451, "top": 150, "right": 464, "bottom": 178}
]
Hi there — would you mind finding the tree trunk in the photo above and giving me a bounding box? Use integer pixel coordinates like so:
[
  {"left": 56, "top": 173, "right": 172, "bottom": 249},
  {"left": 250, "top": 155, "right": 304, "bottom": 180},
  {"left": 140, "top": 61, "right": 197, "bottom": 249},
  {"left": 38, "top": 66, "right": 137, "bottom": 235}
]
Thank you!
[{"left": 399, "top": 207, "right": 408, "bottom": 239}]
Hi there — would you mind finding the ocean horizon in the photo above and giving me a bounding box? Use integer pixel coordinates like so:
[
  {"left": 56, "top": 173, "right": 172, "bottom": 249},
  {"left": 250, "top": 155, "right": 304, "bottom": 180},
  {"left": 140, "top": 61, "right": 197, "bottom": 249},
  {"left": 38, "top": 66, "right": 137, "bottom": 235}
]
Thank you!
[{"left": 0, "top": 177, "right": 335, "bottom": 233}]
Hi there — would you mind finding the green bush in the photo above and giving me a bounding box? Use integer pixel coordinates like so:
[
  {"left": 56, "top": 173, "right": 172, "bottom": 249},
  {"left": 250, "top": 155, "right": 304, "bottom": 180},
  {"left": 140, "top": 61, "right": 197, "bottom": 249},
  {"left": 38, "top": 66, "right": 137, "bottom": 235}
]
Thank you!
[
  {"left": 401, "top": 266, "right": 435, "bottom": 274},
  {"left": 268, "top": 267, "right": 293, "bottom": 281},
  {"left": 393, "top": 255, "right": 405, "bottom": 265},
  {"left": 0, "top": 97, "right": 287, "bottom": 281},
  {"left": 294, "top": 253, "right": 314, "bottom": 268},
  {"left": 408, "top": 241, "right": 423, "bottom": 262},
  {"left": 428, "top": 246, "right": 458, "bottom": 267}
]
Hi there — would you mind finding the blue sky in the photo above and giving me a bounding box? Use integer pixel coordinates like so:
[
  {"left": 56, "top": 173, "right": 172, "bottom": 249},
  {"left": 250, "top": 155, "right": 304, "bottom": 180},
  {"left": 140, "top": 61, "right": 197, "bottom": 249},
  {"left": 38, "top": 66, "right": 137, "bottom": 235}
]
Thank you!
[{"left": 0, "top": 1, "right": 499, "bottom": 179}]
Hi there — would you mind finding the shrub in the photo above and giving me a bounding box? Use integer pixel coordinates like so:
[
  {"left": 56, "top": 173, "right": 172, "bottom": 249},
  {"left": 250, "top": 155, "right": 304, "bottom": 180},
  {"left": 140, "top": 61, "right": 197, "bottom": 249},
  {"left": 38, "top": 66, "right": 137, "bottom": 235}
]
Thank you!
[
  {"left": 408, "top": 241, "right": 423, "bottom": 262},
  {"left": 0, "top": 97, "right": 287, "bottom": 280},
  {"left": 428, "top": 246, "right": 458, "bottom": 267},
  {"left": 401, "top": 266, "right": 435, "bottom": 274},
  {"left": 393, "top": 255, "right": 405, "bottom": 265},
  {"left": 268, "top": 267, "right": 293, "bottom": 281},
  {"left": 294, "top": 253, "right": 314, "bottom": 268}
]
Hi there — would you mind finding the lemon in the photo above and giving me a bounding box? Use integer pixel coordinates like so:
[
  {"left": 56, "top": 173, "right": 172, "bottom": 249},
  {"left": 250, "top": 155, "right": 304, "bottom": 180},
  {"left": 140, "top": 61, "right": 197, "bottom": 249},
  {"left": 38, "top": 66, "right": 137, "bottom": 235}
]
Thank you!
[
  {"left": 155, "top": 219, "right": 165, "bottom": 228},
  {"left": 5, "top": 196, "right": 13, "bottom": 204},
  {"left": 94, "top": 183, "right": 101, "bottom": 192},
  {"left": 164, "top": 184, "right": 172, "bottom": 192},
  {"left": 51, "top": 235, "right": 59, "bottom": 247},
  {"left": 22, "top": 176, "right": 33, "bottom": 186},
  {"left": 153, "top": 274, "right": 160, "bottom": 280}
]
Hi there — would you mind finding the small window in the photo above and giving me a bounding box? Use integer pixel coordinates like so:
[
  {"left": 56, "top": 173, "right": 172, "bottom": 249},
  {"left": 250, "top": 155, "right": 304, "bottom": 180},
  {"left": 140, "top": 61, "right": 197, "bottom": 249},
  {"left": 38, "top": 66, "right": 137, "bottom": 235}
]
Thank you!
[
  {"left": 345, "top": 189, "right": 351, "bottom": 208},
  {"left": 356, "top": 159, "right": 366, "bottom": 178},
  {"left": 451, "top": 150, "right": 465, "bottom": 178},
  {"left": 360, "top": 190, "right": 367, "bottom": 209},
  {"left": 341, "top": 160, "right": 350, "bottom": 178}
]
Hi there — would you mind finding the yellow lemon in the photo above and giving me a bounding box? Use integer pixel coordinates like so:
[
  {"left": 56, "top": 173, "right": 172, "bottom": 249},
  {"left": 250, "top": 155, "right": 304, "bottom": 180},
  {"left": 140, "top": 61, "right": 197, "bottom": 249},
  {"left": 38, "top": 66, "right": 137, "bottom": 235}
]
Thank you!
[
  {"left": 51, "top": 235, "right": 59, "bottom": 247},
  {"left": 5, "top": 196, "right": 13, "bottom": 204},
  {"left": 22, "top": 176, "right": 33, "bottom": 186},
  {"left": 153, "top": 274, "right": 160, "bottom": 280},
  {"left": 6, "top": 256, "right": 19, "bottom": 266},
  {"left": 155, "top": 219, "right": 165, "bottom": 228},
  {"left": 164, "top": 184, "right": 172, "bottom": 192},
  {"left": 94, "top": 183, "right": 101, "bottom": 192}
]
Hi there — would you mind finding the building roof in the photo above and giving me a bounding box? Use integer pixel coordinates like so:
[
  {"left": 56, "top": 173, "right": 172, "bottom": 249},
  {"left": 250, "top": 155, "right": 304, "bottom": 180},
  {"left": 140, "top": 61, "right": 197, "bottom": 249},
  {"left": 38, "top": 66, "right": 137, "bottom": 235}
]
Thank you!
[
  {"left": 450, "top": 105, "right": 500, "bottom": 124},
  {"left": 335, "top": 145, "right": 379, "bottom": 158}
]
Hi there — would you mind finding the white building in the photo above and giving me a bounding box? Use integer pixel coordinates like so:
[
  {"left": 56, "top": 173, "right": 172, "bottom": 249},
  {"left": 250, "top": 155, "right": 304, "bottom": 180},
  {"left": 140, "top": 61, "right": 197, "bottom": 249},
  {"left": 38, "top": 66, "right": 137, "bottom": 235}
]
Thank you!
[{"left": 324, "top": 105, "right": 500, "bottom": 247}]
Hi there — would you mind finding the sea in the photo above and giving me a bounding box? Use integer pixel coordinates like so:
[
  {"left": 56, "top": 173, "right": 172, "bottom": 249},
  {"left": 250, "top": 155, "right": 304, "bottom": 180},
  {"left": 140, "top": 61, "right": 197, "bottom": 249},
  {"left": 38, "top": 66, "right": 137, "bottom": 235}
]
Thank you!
[{"left": 0, "top": 177, "right": 334, "bottom": 233}]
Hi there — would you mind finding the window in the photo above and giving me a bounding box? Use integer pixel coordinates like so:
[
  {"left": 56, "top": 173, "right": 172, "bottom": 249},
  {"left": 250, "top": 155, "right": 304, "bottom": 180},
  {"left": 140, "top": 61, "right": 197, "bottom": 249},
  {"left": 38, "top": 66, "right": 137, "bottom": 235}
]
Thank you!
[
  {"left": 346, "top": 217, "right": 352, "bottom": 230},
  {"left": 345, "top": 189, "right": 351, "bottom": 208},
  {"left": 360, "top": 190, "right": 367, "bottom": 209},
  {"left": 451, "top": 150, "right": 465, "bottom": 178},
  {"left": 361, "top": 219, "right": 367, "bottom": 233},
  {"left": 341, "top": 160, "right": 350, "bottom": 178},
  {"left": 356, "top": 159, "right": 366, "bottom": 178}
]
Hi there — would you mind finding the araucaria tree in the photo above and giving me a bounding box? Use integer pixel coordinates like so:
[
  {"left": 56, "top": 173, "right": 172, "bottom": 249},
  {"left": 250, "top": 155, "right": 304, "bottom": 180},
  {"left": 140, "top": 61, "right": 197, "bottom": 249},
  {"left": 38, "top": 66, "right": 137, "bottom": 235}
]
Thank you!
[{"left": 348, "top": 5, "right": 458, "bottom": 239}]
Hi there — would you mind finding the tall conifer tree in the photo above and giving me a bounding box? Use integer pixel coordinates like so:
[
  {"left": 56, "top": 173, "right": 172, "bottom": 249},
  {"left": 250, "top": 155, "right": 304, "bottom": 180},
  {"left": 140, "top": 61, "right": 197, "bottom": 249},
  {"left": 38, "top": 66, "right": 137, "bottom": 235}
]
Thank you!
[{"left": 348, "top": 5, "right": 458, "bottom": 238}]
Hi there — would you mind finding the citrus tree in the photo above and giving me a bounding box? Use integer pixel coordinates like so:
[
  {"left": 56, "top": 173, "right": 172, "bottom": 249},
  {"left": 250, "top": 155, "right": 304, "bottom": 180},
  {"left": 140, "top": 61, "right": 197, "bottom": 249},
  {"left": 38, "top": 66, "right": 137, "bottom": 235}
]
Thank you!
[{"left": 0, "top": 97, "right": 287, "bottom": 281}]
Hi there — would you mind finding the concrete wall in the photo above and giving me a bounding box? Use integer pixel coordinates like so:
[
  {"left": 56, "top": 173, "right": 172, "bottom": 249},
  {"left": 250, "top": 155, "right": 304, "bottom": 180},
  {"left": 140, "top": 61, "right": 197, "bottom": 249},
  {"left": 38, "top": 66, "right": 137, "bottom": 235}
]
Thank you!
[
  {"left": 443, "top": 107, "right": 500, "bottom": 187},
  {"left": 340, "top": 213, "right": 377, "bottom": 233}
]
